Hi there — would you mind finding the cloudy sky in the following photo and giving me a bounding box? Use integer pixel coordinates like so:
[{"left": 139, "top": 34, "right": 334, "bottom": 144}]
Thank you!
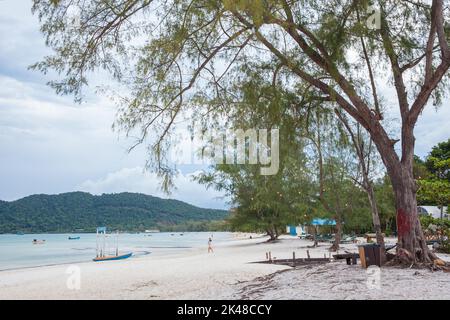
[
  {"left": 0, "top": 1, "right": 449, "bottom": 208},
  {"left": 0, "top": 0, "right": 227, "bottom": 209}
]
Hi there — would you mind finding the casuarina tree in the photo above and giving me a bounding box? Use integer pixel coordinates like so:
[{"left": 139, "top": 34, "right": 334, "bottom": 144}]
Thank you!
[{"left": 31, "top": 0, "right": 450, "bottom": 264}]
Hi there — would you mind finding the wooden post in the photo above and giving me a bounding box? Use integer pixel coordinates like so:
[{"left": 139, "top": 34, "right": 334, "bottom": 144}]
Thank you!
[
  {"left": 313, "top": 225, "right": 318, "bottom": 247},
  {"left": 266, "top": 252, "right": 268, "bottom": 260},
  {"left": 292, "top": 252, "right": 296, "bottom": 267},
  {"left": 306, "top": 250, "right": 310, "bottom": 259},
  {"left": 359, "top": 246, "right": 367, "bottom": 268},
  {"left": 269, "top": 251, "right": 272, "bottom": 262}
]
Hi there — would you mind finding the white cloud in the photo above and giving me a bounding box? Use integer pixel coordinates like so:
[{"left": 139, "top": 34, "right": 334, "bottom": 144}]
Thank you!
[
  {"left": 78, "top": 167, "right": 228, "bottom": 210},
  {"left": 0, "top": 74, "right": 145, "bottom": 201},
  {"left": 366, "top": 75, "right": 450, "bottom": 158},
  {"left": 0, "top": 0, "right": 448, "bottom": 207},
  {"left": 0, "top": 73, "right": 226, "bottom": 209},
  {"left": 415, "top": 104, "right": 450, "bottom": 157}
]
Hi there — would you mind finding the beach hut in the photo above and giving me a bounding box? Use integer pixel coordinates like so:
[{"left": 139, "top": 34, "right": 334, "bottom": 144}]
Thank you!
[
  {"left": 418, "top": 206, "right": 449, "bottom": 220},
  {"left": 286, "top": 225, "right": 305, "bottom": 236},
  {"left": 305, "top": 218, "right": 337, "bottom": 236}
]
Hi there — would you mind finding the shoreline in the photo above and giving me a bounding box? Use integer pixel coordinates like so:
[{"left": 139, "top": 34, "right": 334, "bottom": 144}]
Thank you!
[
  {"left": 0, "top": 234, "right": 449, "bottom": 300},
  {"left": 0, "top": 260, "right": 92, "bottom": 273},
  {"left": 0, "top": 245, "right": 199, "bottom": 273},
  {"left": 0, "top": 231, "right": 241, "bottom": 272},
  {"left": 0, "top": 234, "right": 285, "bottom": 299}
]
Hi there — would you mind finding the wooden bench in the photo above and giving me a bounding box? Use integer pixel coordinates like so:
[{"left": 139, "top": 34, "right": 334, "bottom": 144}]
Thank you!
[
  {"left": 365, "top": 233, "right": 385, "bottom": 243},
  {"left": 333, "top": 253, "right": 359, "bottom": 265}
]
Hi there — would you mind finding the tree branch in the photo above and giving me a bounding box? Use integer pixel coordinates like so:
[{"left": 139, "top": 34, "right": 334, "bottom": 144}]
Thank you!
[{"left": 379, "top": 7, "right": 409, "bottom": 118}]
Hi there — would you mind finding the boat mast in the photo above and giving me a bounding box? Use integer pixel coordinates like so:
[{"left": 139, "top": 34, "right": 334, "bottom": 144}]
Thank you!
[
  {"left": 96, "top": 228, "right": 99, "bottom": 258},
  {"left": 96, "top": 227, "right": 107, "bottom": 258},
  {"left": 116, "top": 231, "right": 119, "bottom": 257},
  {"left": 103, "top": 229, "right": 106, "bottom": 258}
]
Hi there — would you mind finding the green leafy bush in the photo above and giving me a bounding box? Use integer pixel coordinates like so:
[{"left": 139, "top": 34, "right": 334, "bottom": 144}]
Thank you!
[{"left": 420, "top": 215, "right": 450, "bottom": 253}]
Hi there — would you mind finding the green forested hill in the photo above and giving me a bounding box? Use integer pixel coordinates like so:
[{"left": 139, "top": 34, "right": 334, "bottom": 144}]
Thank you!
[{"left": 0, "top": 192, "right": 229, "bottom": 233}]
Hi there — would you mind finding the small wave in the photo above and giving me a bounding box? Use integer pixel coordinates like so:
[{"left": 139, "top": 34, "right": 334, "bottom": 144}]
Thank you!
[
  {"left": 132, "top": 251, "right": 152, "bottom": 257},
  {"left": 144, "top": 246, "right": 192, "bottom": 249}
]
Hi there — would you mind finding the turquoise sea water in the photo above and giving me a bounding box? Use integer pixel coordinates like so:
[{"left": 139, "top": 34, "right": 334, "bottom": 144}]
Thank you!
[{"left": 0, "top": 232, "right": 232, "bottom": 271}]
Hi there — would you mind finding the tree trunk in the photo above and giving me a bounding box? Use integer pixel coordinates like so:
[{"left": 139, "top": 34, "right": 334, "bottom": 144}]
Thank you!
[
  {"left": 266, "top": 228, "right": 277, "bottom": 241},
  {"left": 390, "top": 167, "right": 437, "bottom": 264},
  {"left": 274, "top": 226, "right": 281, "bottom": 240},
  {"left": 366, "top": 119, "right": 439, "bottom": 266},
  {"left": 329, "top": 215, "right": 342, "bottom": 251},
  {"left": 365, "top": 182, "right": 386, "bottom": 263},
  {"left": 334, "top": 111, "right": 386, "bottom": 257}
]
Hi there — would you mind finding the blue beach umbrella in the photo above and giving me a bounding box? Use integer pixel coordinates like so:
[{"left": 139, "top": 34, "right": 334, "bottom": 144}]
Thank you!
[{"left": 311, "top": 218, "right": 336, "bottom": 226}]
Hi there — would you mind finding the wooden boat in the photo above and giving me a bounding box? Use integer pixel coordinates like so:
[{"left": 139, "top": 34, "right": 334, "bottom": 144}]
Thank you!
[
  {"left": 68, "top": 236, "right": 80, "bottom": 240},
  {"left": 94, "top": 227, "right": 132, "bottom": 262},
  {"left": 32, "top": 239, "right": 45, "bottom": 244},
  {"left": 93, "top": 252, "right": 133, "bottom": 262}
]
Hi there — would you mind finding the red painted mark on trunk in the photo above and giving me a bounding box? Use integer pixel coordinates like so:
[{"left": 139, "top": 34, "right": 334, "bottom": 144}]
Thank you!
[{"left": 397, "top": 208, "right": 411, "bottom": 237}]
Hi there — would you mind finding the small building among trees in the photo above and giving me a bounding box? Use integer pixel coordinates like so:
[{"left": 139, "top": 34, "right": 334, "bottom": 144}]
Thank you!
[{"left": 418, "top": 206, "right": 449, "bottom": 220}]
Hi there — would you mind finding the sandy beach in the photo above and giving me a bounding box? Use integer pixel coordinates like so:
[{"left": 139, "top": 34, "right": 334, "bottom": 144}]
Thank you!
[{"left": 0, "top": 234, "right": 449, "bottom": 300}]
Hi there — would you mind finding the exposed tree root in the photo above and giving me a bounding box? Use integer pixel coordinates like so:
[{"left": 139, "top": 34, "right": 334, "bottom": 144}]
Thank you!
[
  {"left": 385, "top": 247, "right": 448, "bottom": 271},
  {"left": 328, "top": 243, "right": 339, "bottom": 252}
]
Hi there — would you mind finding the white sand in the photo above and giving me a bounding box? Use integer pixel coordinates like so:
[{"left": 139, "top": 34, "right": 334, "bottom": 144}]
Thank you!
[
  {"left": 0, "top": 234, "right": 448, "bottom": 300},
  {"left": 234, "top": 261, "right": 450, "bottom": 300}
]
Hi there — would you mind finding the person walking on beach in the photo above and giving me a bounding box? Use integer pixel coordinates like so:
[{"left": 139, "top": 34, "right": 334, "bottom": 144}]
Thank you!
[{"left": 208, "top": 237, "right": 213, "bottom": 253}]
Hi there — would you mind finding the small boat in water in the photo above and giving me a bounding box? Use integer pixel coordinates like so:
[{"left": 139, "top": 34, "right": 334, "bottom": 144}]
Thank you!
[
  {"left": 68, "top": 236, "right": 80, "bottom": 240},
  {"left": 93, "top": 252, "right": 133, "bottom": 262},
  {"left": 32, "top": 239, "right": 45, "bottom": 245},
  {"left": 93, "top": 227, "right": 132, "bottom": 262}
]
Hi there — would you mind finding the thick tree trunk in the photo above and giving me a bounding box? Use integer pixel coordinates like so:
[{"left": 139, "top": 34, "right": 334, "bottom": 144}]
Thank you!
[
  {"left": 365, "top": 124, "right": 439, "bottom": 265},
  {"left": 390, "top": 167, "right": 437, "bottom": 264}
]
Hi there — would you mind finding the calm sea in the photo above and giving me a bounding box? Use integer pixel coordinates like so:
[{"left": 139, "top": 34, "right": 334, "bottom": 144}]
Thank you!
[{"left": 0, "top": 232, "right": 233, "bottom": 271}]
